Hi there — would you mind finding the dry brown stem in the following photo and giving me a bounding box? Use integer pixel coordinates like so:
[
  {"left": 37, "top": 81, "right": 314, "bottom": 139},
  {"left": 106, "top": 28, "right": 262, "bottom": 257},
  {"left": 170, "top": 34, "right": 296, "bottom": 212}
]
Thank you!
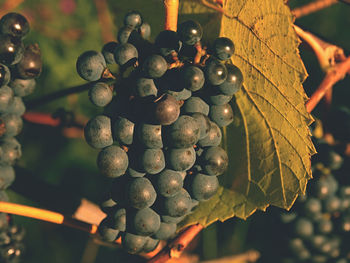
[{"left": 292, "top": 0, "right": 339, "bottom": 19}]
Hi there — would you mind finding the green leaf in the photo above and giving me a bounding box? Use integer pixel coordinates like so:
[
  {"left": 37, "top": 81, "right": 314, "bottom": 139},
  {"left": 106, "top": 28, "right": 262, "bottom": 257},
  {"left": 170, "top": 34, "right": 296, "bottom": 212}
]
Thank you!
[{"left": 179, "top": 0, "right": 316, "bottom": 229}]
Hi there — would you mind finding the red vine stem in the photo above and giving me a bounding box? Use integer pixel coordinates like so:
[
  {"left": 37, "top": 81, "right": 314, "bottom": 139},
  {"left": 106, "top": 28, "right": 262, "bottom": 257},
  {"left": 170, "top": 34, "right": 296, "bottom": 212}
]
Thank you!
[
  {"left": 306, "top": 57, "right": 350, "bottom": 113},
  {"left": 147, "top": 224, "right": 204, "bottom": 263},
  {"left": 164, "top": 0, "right": 179, "bottom": 31},
  {"left": 292, "top": 0, "right": 339, "bottom": 19},
  {"left": 23, "top": 112, "right": 61, "bottom": 127}
]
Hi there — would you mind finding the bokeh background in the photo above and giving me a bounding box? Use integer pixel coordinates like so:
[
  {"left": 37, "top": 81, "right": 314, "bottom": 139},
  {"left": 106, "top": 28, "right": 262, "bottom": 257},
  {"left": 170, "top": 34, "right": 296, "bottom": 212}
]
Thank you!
[{"left": 1, "top": 0, "right": 349, "bottom": 262}]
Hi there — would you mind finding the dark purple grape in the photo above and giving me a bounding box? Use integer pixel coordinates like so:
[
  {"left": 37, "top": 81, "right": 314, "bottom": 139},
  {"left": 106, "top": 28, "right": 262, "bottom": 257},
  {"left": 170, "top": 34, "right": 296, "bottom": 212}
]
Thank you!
[
  {"left": 122, "top": 232, "right": 147, "bottom": 254},
  {"left": 177, "top": 20, "right": 202, "bottom": 46},
  {"left": 0, "top": 13, "right": 29, "bottom": 38},
  {"left": 153, "top": 94, "right": 180, "bottom": 125},
  {"left": 7, "top": 96, "right": 25, "bottom": 115},
  {"left": 143, "top": 237, "right": 159, "bottom": 253},
  {"left": 0, "top": 113, "right": 23, "bottom": 137},
  {"left": 163, "top": 188, "right": 192, "bottom": 217},
  {"left": 139, "top": 148, "right": 165, "bottom": 174},
  {"left": 153, "top": 222, "right": 176, "bottom": 240},
  {"left": 117, "top": 26, "right": 134, "bottom": 44},
  {"left": 97, "top": 145, "right": 128, "bottom": 178},
  {"left": 0, "top": 34, "right": 24, "bottom": 65},
  {"left": 180, "top": 66, "right": 204, "bottom": 92},
  {"left": 200, "top": 146, "right": 228, "bottom": 176},
  {"left": 161, "top": 215, "right": 185, "bottom": 224},
  {"left": 155, "top": 169, "right": 183, "bottom": 197},
  {"left": 139, "top": 22, "right": 151, "bottom": 40},
  {"left": 212, "top": 37, "right": 235, "bottom": 61},
  {"left": 113, "top": 116, "right": 134, "bottom": 145},
  {"left": 127, "top": 177, "right": 157, "bottom": 209},
  {"left": 207, "top": 90, "right": 233, "bottom": 105},
  {"left": 155, "top": 30, "right": 181, "bottom": 57},
  {"left": 165, "top": 115, "right": 200, "bottom": 148},
  {"left": 0, "top": 85, "right": 13, "bottom": 112},
  {"left": 9, "top": 78, "right": 35, "bottom": 97},
  {"left": 0, "top": 63, "right": 10, "bottom": 86},
  {"left": 84, "top": 115, "right": 113, "bottom": 149},
  {"left": 76, "top": 50, "right": 106, "bottom": 81},
  {"left": 190, "top": 113, "right": 210, "bottom": 140},
  {"left": 98, "top": 217, "right": 119, "bottom": 242},
  {"left": 209, "top": 103, "right": 234, "bottom": 127},
  {"left": 136, "top": 123, "right": 163, "bottom": 148},
  {"left": 124, "top": 11, "right": 143, "bottom": 29},
  {"left": 0, "top": 137, "right": 21, "bottom": 165},
  {"left": 182, "top": 96, "right": 209, "bottom": 116},
  {"left": 15, "top": 44, "right": 42, "bottom": 79},
  {"left": 101, "top": 41, "right": 118, "bottom": 64},
  {"left": 89, "top": 82, "right": 113, "bottom": 107},
  {"left": 113, "top": 208, "right": 126, "bottom": 231},
  {"left": 217, "top": 64, "right": 243, "bottom": 95},
  {"left": 129, "top": 208, "right": 161, "bottom": 236},
  {"left": 166, "top": 88, "right": 192, "bottom": 101},
  {"left": 166, "top": 147, "right": 196, "bottom": 171},
  {"left": 190, "top": 173, "right": 219, "bottom": 201},
  {"left": 142, "top": 54, "right": 167, "bottom": 78},
  {"left": 204, "top": 58, "right": 227, "bottom": 86},
  {"left": 114, "top": 43, "right": 138, "bottom": 67},
  {"left": 0, "top": 165, "right": 15, "bottom": 189}
]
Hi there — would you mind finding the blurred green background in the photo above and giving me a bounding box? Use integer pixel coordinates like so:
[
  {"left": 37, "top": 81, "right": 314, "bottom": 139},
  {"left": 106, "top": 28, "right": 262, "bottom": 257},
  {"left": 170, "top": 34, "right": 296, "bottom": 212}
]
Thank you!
[{"left": 1, "top": 0, "right": 349, "bottom": 262}]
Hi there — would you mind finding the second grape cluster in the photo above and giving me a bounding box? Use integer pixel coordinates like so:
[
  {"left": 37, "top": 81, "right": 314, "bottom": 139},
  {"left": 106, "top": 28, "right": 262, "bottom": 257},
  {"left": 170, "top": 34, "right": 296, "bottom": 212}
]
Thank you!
[{"left": 77, "top": 11, "right": 243, "bottom": 254}]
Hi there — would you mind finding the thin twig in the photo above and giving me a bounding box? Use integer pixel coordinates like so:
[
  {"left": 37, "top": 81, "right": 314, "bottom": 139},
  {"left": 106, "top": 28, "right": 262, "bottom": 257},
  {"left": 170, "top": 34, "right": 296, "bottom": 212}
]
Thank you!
[
  {"left": 306, "top": 57, "right": 350, "bottom": 113},
  {"left": 26, "top": 82, "right": 92, "bottom": 109},
  {"left": 0, "top": 201, "right": 98, "bottom": 234},
  {"left": 294, "top": 25, "right": 346, "bottom": 71},
  {"left": 147, "top": 224, "right": 204, "bottom": 263},
  {"left": 292, "top": 0, "right": 339, "bottom": 19}
]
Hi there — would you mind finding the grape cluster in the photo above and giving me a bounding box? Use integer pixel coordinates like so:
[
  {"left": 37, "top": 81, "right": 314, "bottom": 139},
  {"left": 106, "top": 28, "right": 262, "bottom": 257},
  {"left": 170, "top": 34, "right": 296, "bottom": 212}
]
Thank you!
[
  {"left": 275, "top": 140, "right": 350, "bottom": 263},
  {"left": 77, "top": 11, "right": 243, "bottom": 254},
  {"left": 0, "top": 12, "right": 41, "bottom": 262}
]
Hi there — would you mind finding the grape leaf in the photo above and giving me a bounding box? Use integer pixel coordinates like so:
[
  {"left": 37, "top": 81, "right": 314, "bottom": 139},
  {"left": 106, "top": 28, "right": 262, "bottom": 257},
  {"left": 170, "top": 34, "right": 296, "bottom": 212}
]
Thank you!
[
  {"left": 179, "top": 0, "right": 215, "bottom": 14},
  {"left": 179, "top": 0, "right": 316, "bottom": 229}
]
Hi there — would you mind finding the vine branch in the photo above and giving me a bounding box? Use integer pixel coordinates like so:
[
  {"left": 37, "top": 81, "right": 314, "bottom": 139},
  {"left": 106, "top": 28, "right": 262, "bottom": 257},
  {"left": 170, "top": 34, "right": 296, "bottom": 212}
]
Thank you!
[{"left": 291, "top": 0, "right": 339, "bottom": 19}]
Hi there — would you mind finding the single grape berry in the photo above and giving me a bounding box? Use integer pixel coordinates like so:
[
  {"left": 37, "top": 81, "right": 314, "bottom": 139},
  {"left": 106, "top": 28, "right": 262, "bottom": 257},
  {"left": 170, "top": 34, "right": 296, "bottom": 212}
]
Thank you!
[
  {"left": 97, "top": 146, "right": 129, "bottom": 178},
  {"left": 143, "top": 237, "right": 159, "bottom": 253},
  {"left": 113, "top": 208, "right": 126, "bottom": 231},
  {"left": 114, "top": 43, "right": 138, "bottom": 67},
  {"left": 0, "top": 138, "right": 21, "bottom": 165},
  {"left": 7, "top": 96, "right": 25, "bottom": 116},
  {"left": 155, "top": 169, "right": 183, "bottom": 197},
  {"left": 153, "top": 94, "right": 180, "bottom": 125},
  {"left": 9, "top": 78, "right": 35, "bottom": 97},
  {"left": 166, "top": 88, "right": 192, "bottom": 101},
  {"left": 89, "top": 82, "right": 113, "bottom": 107},
  {"left": 15, "top": 44, "right": 42, "bottom": 79},
  {"left": 127, "top": 177, "right": 157, "bottom": 209},
  {"left": 166, "top": 147, "right": 196, "bottom": 171},
  {"left": 129, "top": 208, "right": 161, "bottom": 236},
  {"left": 0, "top": 13, "right": 29, "bottom": 38},
  {"left": 190, "top": 113, "right": 210, "bottom": 140},
  {"left": 122, "top": 232, "right": 147, "bottom": 254},
  {"left": 153, "top": 222, "right": 176, "bottom": 240},
  {"left": 112, "top": 116, "right": 134, "bottom": 145},
  {"left": 98, "top": 217, "right": 120, "bottom": 242},
  {"left": 204, "top": 58, "right": 228, "bottom": 86},
  {"left": 124, "top": 11, "right": 143, "bottom": 29},
  {"left": 142, "top": 54, "right": 168, "bottom": 78},
  {"left": 139, "top": 148, "right": 165, "bottom": 174},
  {"left": 136, "top": 123, "right": 163, "bottom": 148},
  {"left": 190, "top": 173, "right": 219, "bottom": 201},
  {"left": 182, "top": 96, "right": 210, "bottom": 116},
  {"left": 0, "top": 165, "right": 15, "bottom": 189},
  {"left": 101, "top": 41, "right": 118, "bottom": 64},
  {"left": 139, "top": 22, "right": 151, "bottom": 40},
  {"left": 0, "top": 113, "right": 23, "bottom": 137},
  {"left": 0, "top": 34, "right": 24, "bottom": 65},
  {"left": 181, "top": 66, "right": 204, "bottom": 92},
  {"left": 76, "top": 50, "right": 106, "bottom": 81},
  {"left": 212, "top": 37, "right": 235, "bottom": 61},
  {"left": 0, "top": 63, "right": 10, "bottom": 86},
  {"left": 209, "top": 103, "right": 234, "bottom": 127},
  {"left": 163, "top": 188, "right": 192, "bottom": 217},
  {"left": 0, "top": 85, "right": 13, "bottom": 112},
  {"left": 135, "top": 78, "right": 157, "bottom": 98},
  {"left": 200, "top": 146, "right": 228, "bottom": 176},
  {"left": 117, "top": 26, "right": 134, "bottom": 44},
  {"left": 177, "top": 20, "right": 203, "bottom": 46},
  {"left": 84, "top": 115, "right": 113, "bottom": 149}
]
